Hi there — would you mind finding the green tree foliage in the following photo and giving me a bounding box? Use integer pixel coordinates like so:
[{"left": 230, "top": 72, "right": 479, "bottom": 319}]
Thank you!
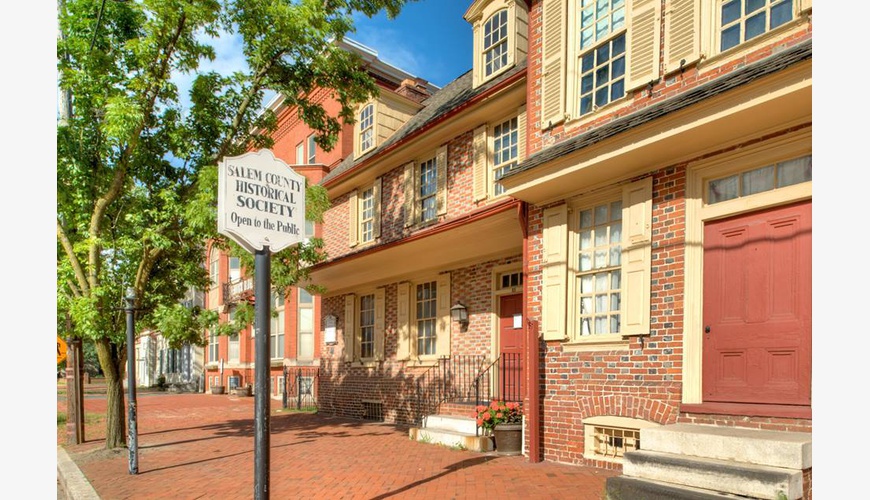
[{"left": 57, "top": 0, "right": 414, "bottom": 449}]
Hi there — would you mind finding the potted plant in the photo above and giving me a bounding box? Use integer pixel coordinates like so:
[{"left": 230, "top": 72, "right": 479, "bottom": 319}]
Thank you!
[
  {"left": 210, "top": 385, "right": 225, "bottom": 395},
  {"left": 473, "top": 400, "right": 523, "bottom": 455}
]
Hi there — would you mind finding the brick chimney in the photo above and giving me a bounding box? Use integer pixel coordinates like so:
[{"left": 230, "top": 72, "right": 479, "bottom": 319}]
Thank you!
[{"left": 395, "top": 78, "right": 431, "bottom": 104}]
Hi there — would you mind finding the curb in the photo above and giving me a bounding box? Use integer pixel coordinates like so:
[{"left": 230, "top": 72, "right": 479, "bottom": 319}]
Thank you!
[{"left": 57, "top": 446, "right": 100, "bottom": 499}]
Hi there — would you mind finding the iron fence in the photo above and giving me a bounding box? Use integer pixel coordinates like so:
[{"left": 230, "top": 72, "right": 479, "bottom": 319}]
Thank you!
[{"left": 282, "top": 366, "right": 319, "bottom": 411}]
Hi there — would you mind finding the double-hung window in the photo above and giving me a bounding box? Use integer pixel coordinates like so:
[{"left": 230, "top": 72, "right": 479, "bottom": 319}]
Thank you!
[
  {"left": 298, "top": 289, "right": 314, "bottom": 360},
  {"left": 296, "top": 142, "right": 305, "bottom": 164},
  {"left": 576, "top": 0, "right": 626, "bottom": 117},
  {"left": 228, "top": 256, "right": 241, "bottom": 282},
  {"left": 359, "top": 104, "right": 374, "bottom": 153},
  {"left": 575, "top": 200, "right": 623, "bottom": 336},
  {"left": 270, "top": 290, "right": 285, "bottom": 360},
  {"left": 359, "top": 294, "right": 375, "bottom": 359},
  {"left": 403, "top": 146, "right": 447, "bottom": 227},
  {"left": 359, "top": 186, "right": 375, "bottom": 243},
  {"left": 208, "top": 249, "right": 219, "bottom": 288},
  {"left": 418, "top": 157, "right": 438, "bottom": 223},
  {"left": 208, "top": 328, "right": 218, "bottom": 363},
  {"left": 719, "top": 0, "right": 794, "bottom": 52},
  {"left": 307, "top": 134, "right": 317, "bottom": 164},
  {"left": 415, "top": 281, "right": 438, "bottom": 356},
  {"left": 483, "top": 9, "right": 509, "bottom": 78},
  {"left": 342, "top": 289, "right": 385, "bottom": 363},
  {"left": 492, "top": 116, "right": 518, "bottom": 196}
]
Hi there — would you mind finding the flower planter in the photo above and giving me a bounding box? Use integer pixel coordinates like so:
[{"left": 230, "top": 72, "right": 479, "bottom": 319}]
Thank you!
[
  {"left": 234, "top": 385, "right": 252, "bottom": 397},
  {"left": 210, "top": 386, "right": 225, "bottom": 395},
  {"left": 493, "top": 423, "right": 522, "bottom": 456}
]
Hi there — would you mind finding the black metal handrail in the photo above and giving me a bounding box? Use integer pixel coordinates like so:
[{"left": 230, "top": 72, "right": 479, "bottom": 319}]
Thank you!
[
  {"left": 472, "top": 352, "right": 523, "bottom": 436},
  {"left": 414, "top": 355, "right": 488, "bottom": 425}
]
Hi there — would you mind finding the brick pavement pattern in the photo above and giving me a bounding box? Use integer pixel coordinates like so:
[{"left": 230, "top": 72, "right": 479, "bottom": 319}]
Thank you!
[{"left": 60, "top": 392, "right": 616, "bottom": 500}]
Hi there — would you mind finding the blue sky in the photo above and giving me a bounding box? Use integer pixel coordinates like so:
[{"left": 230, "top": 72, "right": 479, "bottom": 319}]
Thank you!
[{"left": 350, "top": 1, "right": 475, "bottom": 88}]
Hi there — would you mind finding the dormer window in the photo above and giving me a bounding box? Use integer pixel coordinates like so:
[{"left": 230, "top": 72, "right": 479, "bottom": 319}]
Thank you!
[
  {"left": 466, "top": 0, "right": 529, "bottom": 88},
  {"left": 359, "top": 104, "right": 374, "bottom": 153},
  {"left": 484, "top": 9, "right": 509, "bottom": 78}
]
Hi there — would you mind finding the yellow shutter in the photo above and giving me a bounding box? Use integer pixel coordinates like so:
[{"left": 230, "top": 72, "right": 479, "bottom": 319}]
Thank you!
[
  {"left": 800, "top": 0, "right": 812, "bottom": 12},
  {"left": 396, "top": 282, "right": 410, "bottom": 360},
  {"left": 348, "top": 189, "right": 358, "bottom": 247},
  {"left": 517, "top": 105, "right": 527, "bottom": 162},
  {"left": 374, "top": 287, "right": 385, "bottom": 360},
  {"left": 664, "top": 0, "right": 700, "bottom": 75},
  {"left": 621, "top": 177, "right": 652, "bottom": 336},
  {"left": 372, "top": 177, "right": 382, "bottom": 239},
  {"left": 435, "top": 274, "right": 451, "bottom": 357},
  {"left": 540, "top": 0, "right": 565, "bottom": 128},
  {"left": 436, "top": 145, "right": 448, "bottom": 216},
  {"left": 541, "top": 205, "right": 568, "bottom": 341},
  {"left": 403, "top": 162, "right": 415, "bottom": 227},
  {"left": 472, "top": 22, "right": 482, "bottom": 88},
  {"left": 626, "top": 0, "right": 661, "bottom": 92},
  {"left": 472, "top": 125, "right": 488, "bottom": 202},
  {"left": 343, "top": 294, "right": 356, "bottom": 362}
]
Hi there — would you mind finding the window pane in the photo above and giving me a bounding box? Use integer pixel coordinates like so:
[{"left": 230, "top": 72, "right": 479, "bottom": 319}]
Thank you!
[
  {"left": 722, "top": 0, "right": 741, "bottom": 26},
  {"left": 745, "top": 12, "right": 766, "bottom": 40},
  {"left": 580, "top": 229, "right": 592, "bottom": 250},
  {"left": 594, "top": 204, "right": 608, "bottom": 225},
  {"left": 580, "top": 252, "right": 592, "bottom": 271},
  {"left": 777, "top": 156, "right": 812, "bottom": 187},
  {"left": 721, "top": 25, "right": 741, "bottom": 51},
  {"left": 742, "top": 165, "right": 775, "bottom": 196},
  {"left": 770, "top": 0, "right": 793, "bottom": 29},
  {"left": 745, "top": 0, "right": 765, "bottom": 15},
  {"left": 708, "top": 175, "right": 739, "bottom": 204}
]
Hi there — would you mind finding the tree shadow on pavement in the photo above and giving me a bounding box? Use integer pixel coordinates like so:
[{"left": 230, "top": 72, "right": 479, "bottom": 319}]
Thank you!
[{"left": 368, "top": 455, "right": 502, "bottom": 500}]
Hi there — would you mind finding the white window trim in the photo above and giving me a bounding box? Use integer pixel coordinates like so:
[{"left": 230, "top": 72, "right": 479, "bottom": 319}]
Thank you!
[
  {"left": 488, "top": 113, "right": 520, "bottom": 199},
  {"left": 296, "top": 142, "right": 305, "bottom": 165},
  {"left": 271, "top": 290, "right": 285, "bottom": 360},
  {"left": 307, "top": 134, "right": 316, "bottom": 164},
  {"left": 357, "top": 102, "right": 376, "bottom": 156},
  {"left": 469, "top": 0, "right": 522, "bottom": 87}
]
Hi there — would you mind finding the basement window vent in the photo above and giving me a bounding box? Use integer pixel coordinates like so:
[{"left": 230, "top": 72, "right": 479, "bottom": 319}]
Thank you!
[
  {"left": 362, "top": 401, "right": 384, "bottom": 422},
  {"left": 592, "top": 426, "right": 640, "bottom": 459}
]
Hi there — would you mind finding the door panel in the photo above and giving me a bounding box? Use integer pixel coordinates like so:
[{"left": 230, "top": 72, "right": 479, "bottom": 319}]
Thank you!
[
  {"left": 702, "top": 201, "right": 811, "bottom": 406},
  {"left": 499, "top": 294, "right": 524, "bottom": 402}
]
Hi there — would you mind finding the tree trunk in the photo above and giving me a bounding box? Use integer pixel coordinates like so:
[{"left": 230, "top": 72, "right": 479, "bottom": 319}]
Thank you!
[{"left": 96, "top": 338, "right": 127, "bottom": 449}]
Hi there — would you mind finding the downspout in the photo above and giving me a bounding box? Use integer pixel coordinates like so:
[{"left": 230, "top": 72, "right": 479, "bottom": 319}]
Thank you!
[{"left": 519, "top": 201, "right": 541, "bottom": 462}]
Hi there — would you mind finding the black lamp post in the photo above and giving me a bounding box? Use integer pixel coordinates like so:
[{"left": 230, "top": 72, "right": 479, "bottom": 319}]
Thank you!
[{"left": 125, "top": 287, "right": 138, "bottom": 475}]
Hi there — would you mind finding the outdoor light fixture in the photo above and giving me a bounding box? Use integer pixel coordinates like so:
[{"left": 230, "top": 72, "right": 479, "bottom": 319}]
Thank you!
[{"left": 450, "top": 302, "right": 469, "bottom": 332}]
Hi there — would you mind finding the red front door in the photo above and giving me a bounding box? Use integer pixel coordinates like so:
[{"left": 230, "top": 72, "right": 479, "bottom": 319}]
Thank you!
[
  {"left": 499, "top": 294, "right": 524, "bottom": 402},
  {"left": 702, "top": 201, "right": 811, "bottom": 406}
]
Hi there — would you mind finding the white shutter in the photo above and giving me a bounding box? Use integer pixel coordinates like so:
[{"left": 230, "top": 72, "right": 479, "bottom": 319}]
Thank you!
[
  {"left": 403, "top": 162, "right": 415, "bottom": 227},
  {"left": 540, "top": 0, "right": 566, "bottom": 128},
  {"left": 374, "top": 287, "right": 385, "bottom": 360},
  {"left": 541, "top": 205, "right": 568, "bottom": 341},
  {"left": 343, "top": 294, "right": 356, "bottom": 362},
  {"left": 626, "top": 0, "right": 661, "bottom": 92},
  {"left": 436, "top": 145, "right": 448, "bottom": 216},
  {"left": 621, "top": 177, "right": 653, "bottom": 336},
  {"left": 348, "top": 189, "right": 358, "bottom": 247},
  {"left": 435, "top": 274, "right": 451, "bottom": 357},
  {"left": 664, "top": 0, "right": 700, "bottom": 75},
  {"left": 472, "top": 125, "right": 488, "bottom": 202},
  {"left": 396, "top": 282, "right": 411, "bottom": 360},
  {"left": 372, "top": 177, "right": 382, "bottom": 239}
]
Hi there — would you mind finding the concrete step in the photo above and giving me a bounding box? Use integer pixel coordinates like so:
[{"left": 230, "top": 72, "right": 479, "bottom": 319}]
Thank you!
[
  {"left": 408, "top": 426, "right": 493, "bottom": 452},
  {"left": 623, "top": 450, "right": 802, "bottom": 500},
  {"left": 641, "top": 423, "right": 811, "bottom": 469},
  {"left": 421, "top": 415, "right": 479, "bottom": 434},
  {"left": 606, "top": 475, "right": 748, "bottom": 500}
]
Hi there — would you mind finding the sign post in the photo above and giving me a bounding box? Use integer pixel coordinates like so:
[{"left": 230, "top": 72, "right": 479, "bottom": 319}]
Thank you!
[{"left": 218, "top": 149, "right": 306, "bottom": 500}]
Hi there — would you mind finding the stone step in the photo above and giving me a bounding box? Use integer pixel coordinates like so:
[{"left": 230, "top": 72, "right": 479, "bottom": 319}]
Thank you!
[
  {"left": 641, "top": 423, "right": 811, "bottom": 469},
  {"left": 606, "top": 475, "right": 749, "bottom": 500},
  {"left": 421, "top": 415, "right": 479, "bottom": 434},
  {"left": 408, "top": 426, "right": 493, "bottom": 452},
  {"left": 623, "top": 450, "right": 802, "bottom": 500}
]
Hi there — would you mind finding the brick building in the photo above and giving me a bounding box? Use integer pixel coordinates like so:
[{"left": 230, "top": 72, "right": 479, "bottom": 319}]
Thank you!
[{"left": 210, "top": 1, "right": 813, "bottom": 498}]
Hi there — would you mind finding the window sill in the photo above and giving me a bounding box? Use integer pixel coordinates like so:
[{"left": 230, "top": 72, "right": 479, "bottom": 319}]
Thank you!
[
  {"left": 563, "top": 95, "right": 632, "bottom": 134},
  {"left": 562, "top": 336, "right": 629, "bottom": 352}
]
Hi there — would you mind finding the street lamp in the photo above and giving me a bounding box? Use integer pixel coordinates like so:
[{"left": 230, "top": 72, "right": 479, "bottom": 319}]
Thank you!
[{"left": 125, "top": 287, "right": 138, "bottom": 475}]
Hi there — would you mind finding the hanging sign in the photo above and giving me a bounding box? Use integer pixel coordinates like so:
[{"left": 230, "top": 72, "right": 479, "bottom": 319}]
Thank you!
[
  {"left": 218, "top": 149, "right": 307, "bottom": 254},
  {"left": 57, "top": 336, "right": 68, "bottom": 364}
]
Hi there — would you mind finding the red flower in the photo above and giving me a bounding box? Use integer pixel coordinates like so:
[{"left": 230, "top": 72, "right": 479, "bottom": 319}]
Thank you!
[
  {"left": 496, "top": 412, "right": 503, "bottom": 419},
  {"left": 490, "top": 401, "right": 500, "bottom": 410},
  {"left": 482, "top": 413, "right": 491, "bottom": 421},
  {"left": 476, "top": 418, "right": 483, "bottom": 426}
]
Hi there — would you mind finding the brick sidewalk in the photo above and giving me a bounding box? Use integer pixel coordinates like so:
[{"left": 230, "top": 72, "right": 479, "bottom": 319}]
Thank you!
[{"left": 60, "top": 393, "right": 616, "bottom": 499}]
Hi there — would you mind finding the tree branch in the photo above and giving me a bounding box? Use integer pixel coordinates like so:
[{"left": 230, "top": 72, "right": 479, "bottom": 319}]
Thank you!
[{"left": 57, "top": 218, "right": 90, "bottom": 295}]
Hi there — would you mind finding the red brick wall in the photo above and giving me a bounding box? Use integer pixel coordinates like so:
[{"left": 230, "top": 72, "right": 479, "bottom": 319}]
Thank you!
[
  {"left": 316, "top": 255, "right": 522, "bottom": 424},
  {"left": 270, "top": 87, "right": 354, "bottom": 168},
  {"left": 322, "top": 127, "right": 486, "bottom": 261}
]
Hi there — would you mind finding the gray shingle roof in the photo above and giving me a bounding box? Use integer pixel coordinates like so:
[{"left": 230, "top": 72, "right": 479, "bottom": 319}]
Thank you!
[
  {"left": 500, "top": 40, "right": 812, "bottom": 181},
  {"left": 322, "top": 61, "right": 528, "bottom": 186}
]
